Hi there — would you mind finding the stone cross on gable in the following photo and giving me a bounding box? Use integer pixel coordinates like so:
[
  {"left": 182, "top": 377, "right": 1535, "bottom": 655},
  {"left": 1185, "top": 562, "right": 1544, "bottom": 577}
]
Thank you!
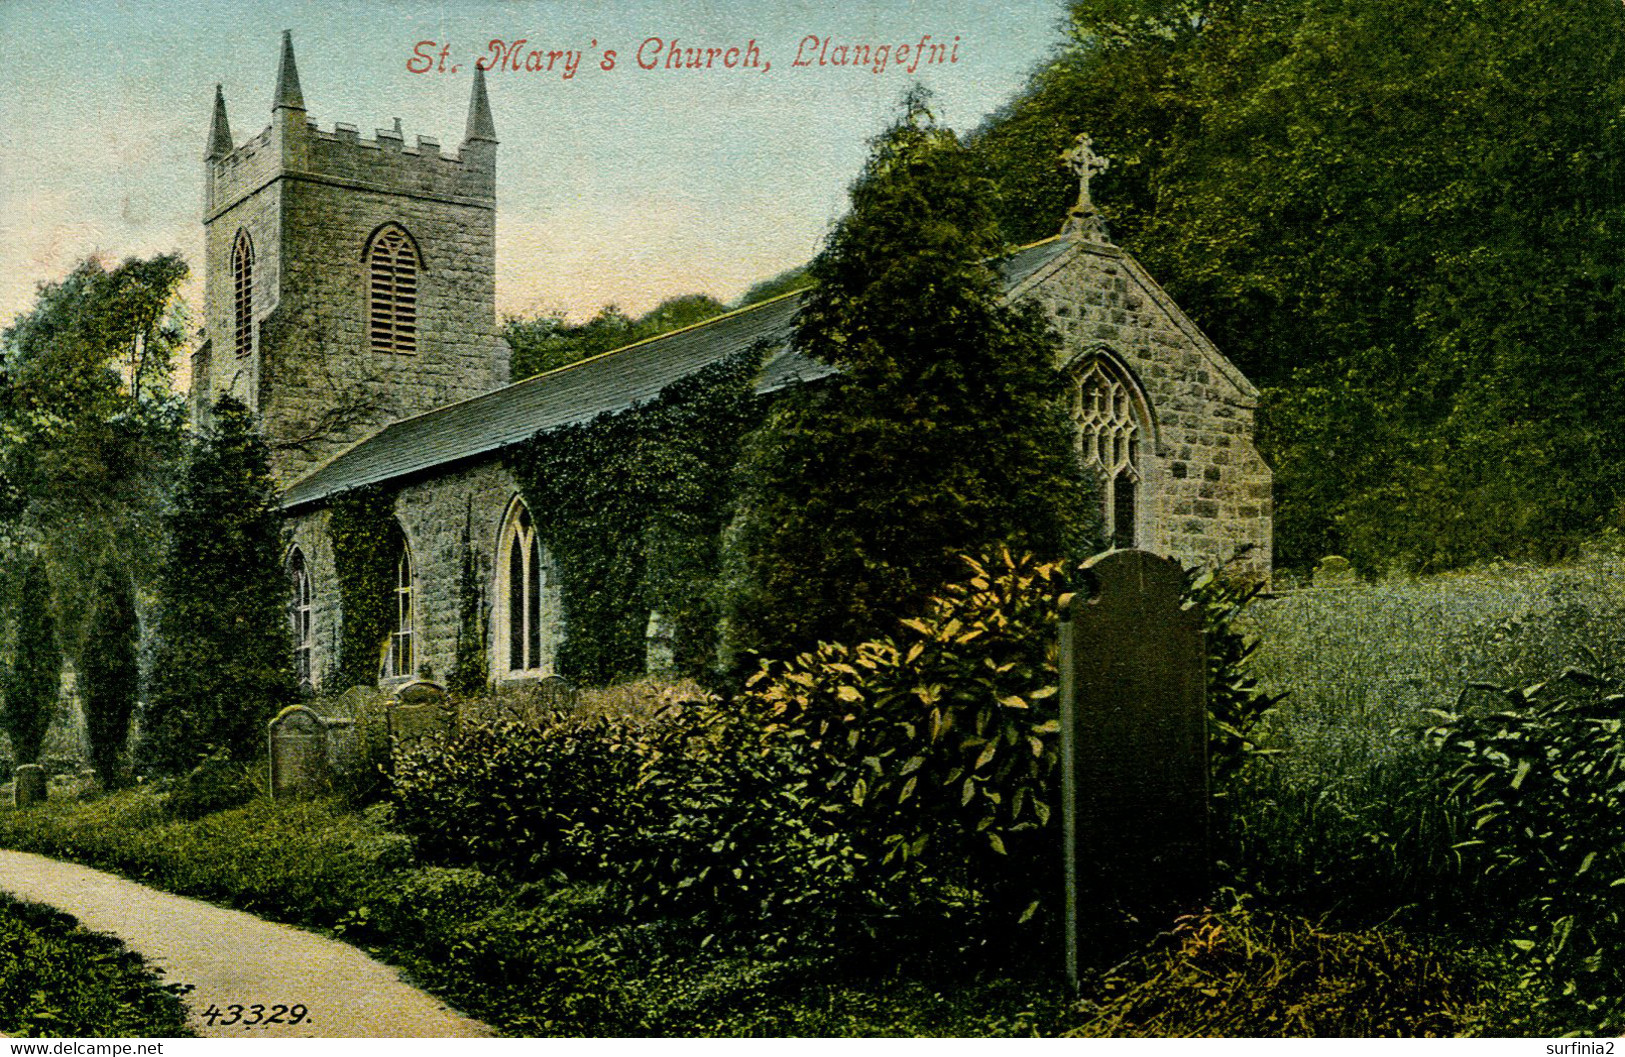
[{"left": 1060, "top": 133, "right": 1113, "bottom": 243}]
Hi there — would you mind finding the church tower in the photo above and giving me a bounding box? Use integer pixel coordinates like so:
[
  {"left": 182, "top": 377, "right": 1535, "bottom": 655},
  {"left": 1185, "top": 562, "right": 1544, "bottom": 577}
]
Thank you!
[{"left": 195, "top": 32, "right": 510, "bottom": 483}]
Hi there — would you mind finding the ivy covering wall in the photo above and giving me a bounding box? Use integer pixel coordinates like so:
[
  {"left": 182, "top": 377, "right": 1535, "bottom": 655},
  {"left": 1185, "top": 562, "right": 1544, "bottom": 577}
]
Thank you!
[
  {"left": 449, "top": 498, "right": 488, "bottom": 694},
  {"left": 327, "top": 484, "right": 404, "bottom": 690},
  {"left": 506, "top": 347, "right": 766, "bottom": 685}
]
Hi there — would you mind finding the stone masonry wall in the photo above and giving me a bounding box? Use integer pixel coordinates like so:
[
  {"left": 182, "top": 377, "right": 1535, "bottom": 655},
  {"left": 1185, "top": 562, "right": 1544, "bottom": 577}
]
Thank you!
[
  {"left": 263, "top": 175, "right": 508, "bottom": 484},
  {"left": 289, "top": 462, "right": 564, "bottom": 692},
  {"left": 1016, "top": 237, "right": 1273, "bottom": 576},
  {"left": 199, "top": 178, "right": 281, "bottom": 420},
  {"left": 202, "top": 112, "right": 508, "bottom": 485}
]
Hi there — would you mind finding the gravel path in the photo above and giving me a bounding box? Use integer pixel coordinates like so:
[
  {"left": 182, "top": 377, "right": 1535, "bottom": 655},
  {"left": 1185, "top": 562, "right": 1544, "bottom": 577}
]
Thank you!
[{"left": 0, "top": 850, "right": 492, "bottom": 1038}]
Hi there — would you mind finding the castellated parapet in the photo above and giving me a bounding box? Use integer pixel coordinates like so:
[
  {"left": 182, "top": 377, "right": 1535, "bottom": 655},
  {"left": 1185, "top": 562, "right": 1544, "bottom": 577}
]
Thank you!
[{"left": 195, "top": 32, "right": 508, "bottom": 486}]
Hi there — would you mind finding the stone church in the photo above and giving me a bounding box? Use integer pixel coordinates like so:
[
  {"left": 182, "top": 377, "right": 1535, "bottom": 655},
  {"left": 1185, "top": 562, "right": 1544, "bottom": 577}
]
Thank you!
[{"left": 193, "top": 34, "right": 1272, "bottom": 691}]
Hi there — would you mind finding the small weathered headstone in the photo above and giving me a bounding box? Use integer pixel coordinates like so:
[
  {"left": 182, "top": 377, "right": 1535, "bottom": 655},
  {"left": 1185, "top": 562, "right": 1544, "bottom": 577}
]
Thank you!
[
  {"left": 388, "top": 681, "right": 454, "bottom": 749},
  {"left": 1059, "top": 549, "right": 1208, "bottom": 983},
  {"left": 1312, "top": 554, "right": 1356, "bottom": 587},
  {"left": 268, "top": 705, "right": 330, "bottom": 799},
  {"left": 536, "top": 674, "right": 576, "bottom": 711},
  {"left": 12, "top": 764, "right": 46, "bottom": 807}
]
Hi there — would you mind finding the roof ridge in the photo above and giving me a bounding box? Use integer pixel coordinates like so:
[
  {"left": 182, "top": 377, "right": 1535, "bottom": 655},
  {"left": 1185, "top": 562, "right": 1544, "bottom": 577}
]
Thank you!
[
  {"left": 508, "top": 285, "right": 810, "bottom": 388},
  {"left": 280, "top": 287, "right": 811, "bottom": 500}
]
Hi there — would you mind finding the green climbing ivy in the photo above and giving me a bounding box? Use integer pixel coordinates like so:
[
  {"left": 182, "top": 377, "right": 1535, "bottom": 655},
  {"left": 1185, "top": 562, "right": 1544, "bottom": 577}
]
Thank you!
[
  {"left": 449, "top": 498, "right": 489, "bottom": 694},
  {"left": 506, "top": 346, "right": 766, "bottom": 685},
  {"left": 327, "top": 484, "right": 403, "bottom": 690}
]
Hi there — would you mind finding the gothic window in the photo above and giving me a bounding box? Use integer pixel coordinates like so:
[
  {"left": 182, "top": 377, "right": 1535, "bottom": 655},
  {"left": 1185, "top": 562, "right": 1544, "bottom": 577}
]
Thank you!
[
  {"left": 366, "top": 225, "right": 420, "bottom": 354},
  {"left": 232, "top": 230, "right": 253, "bottom": 358},
  {"left": 498, "top": 500, "right": 548, "bottom": 676},
  {"left": 1072, "top": 357, "right": 1147, "bottom": 550},
  {"left": 288, "top": 548, "right": 314, "bottom": 689},
  {"left": 386, "top": 542, "right": 415, "bottom": 679}
]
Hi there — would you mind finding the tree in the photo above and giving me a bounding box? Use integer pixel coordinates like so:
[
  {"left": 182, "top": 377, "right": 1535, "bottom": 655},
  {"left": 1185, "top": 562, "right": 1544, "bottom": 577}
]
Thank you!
[
  {"left": 970, "top": 0, "right": 1625, "bottom": 572},
  {"left": 140, "top": 395, "right": 294, "bottom": 772},
  {"left": 79, "top": 563, "right": 138, "bottom": 788},
  {"left": 722, "top": 90, "right": 1094, "bottom": 662},
  {"left": 2, "top": 559, "right": 59, "bottom": 766},
  {"left": 0, "top": 255, "right": 187, "bottom": 776},
  {"left": 503, "top": 294, "right": 730, "bottom": 380}
]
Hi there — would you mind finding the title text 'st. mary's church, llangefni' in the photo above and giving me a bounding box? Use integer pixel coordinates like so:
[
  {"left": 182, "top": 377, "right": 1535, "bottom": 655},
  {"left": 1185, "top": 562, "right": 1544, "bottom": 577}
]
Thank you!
[{"left": 193, "top": 33, "right": 1272, "bottom": 690}]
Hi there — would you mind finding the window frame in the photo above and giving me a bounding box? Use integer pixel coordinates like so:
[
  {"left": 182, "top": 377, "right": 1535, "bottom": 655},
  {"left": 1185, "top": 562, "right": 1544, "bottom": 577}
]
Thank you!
[
  {"left": 365, "top": 224, "right": 422, "bottom": 355},
  {"left": 495, "top": 498, "right": 551, "bottom": 679},
  {"left": 385, "top": 542, "right": 415, "bottom": 680},
  {"left": 1071, "top": 355, "right": 1151, "bottom": 550},
  {"left": 232, "top": 229, "right": 254, "bottom": 359},
  {"left": 288, "top": 547, "right": 315, "bottom": 690}
]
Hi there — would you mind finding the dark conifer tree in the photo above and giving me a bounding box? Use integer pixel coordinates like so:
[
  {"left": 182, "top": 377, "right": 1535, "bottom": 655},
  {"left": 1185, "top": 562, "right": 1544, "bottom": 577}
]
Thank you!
[
  {"left": 80, "top": 563, "right": 139, "bottom": 788},
  {"left": 3, "top": 559, "right": 60, "bottom": 765},
  {"left": 723, "top": 89, "right": 1095, "bottom": 662},
  {"left": 141, "top": 395, "right": 294, "bottom": 772}
]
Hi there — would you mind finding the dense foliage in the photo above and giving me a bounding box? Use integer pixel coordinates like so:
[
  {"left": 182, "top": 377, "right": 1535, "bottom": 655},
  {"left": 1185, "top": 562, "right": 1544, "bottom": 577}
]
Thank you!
[
  {"left": 723, "top": 91, "right": 1094, "bottom": 663},
  {"left": 448, "top": 500, "right": 489, "bottom": 695},
  {"left": 1068, "top": 903, "right": 1480, "bottom": 1037},
  {"left": 971, "top": 0, "right": 1625, "bottom": 573},
  {"left": 504, "top": 294, "right": 729, "bottom": 380},
  {"left": 142, "top": 396, "right": 294, "bottom": 771},
  {"left": 0, "top": 893, "right": 191, "bottom": 1038},
  {"left": 327, "top": 484, "right": 405, "bottom": 690},
  {"left": 3, "top": 559, "right": 60, "bottom": 765},
  {"left": 1428, "top": 670, "right": 1625, "bottom": 1034},
  {"left": 79, "top": 564, "right": 139, "bottom": 787},
  {"left": 393, "top": 551, "right": 1280, "bottom": 965},
  {"left": 507, "top": 348, "right": 764, "bottom": 684},
  {"left": 0, "top": 255, "right": 187, "bottom": 607},
  {"left": 392, "top": 714, "right": 643, "bottom": 879}
]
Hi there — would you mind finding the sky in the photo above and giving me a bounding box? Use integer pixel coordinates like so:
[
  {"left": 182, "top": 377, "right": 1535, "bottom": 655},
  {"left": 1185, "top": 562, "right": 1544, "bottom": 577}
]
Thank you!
[{"left": 0, "top": 0, "right": 1070, "bottom": 340}]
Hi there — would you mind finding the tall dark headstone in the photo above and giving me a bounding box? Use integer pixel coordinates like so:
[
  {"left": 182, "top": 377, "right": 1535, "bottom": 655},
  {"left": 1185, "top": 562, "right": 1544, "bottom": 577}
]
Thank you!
[{"left": 1059, "top": 549, "right": 1209, "bottom": 985}]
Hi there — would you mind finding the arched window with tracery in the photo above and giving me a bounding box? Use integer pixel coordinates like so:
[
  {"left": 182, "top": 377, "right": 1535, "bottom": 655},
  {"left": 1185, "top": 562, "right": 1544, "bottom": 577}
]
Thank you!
[
  {"left": 497, "top": 499, "right": 550, "bottom": 677},
  {"left": 232, "top": 230, "right": 253, "bottom": 358},
  {"left": 366, "top": 224, "right": 420, "bottom": 354},
  {"left": 385, "top": 542, "right": 415, "bottom": 679},
  {"left": 288, "top": 547, "right": 314, "bottom": 689},
  {"left": 1072, "top": 356, "right": 1149, "bottom": 550}
]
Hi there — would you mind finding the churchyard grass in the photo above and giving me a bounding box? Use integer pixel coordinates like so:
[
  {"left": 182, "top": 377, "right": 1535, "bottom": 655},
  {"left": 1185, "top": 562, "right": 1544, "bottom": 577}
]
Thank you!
[
  {"left": 17, "top": 552, "right": 1625, "bottom": 1035},
  {"left": 0, "top": 891, "right": 192, "bottom": 1037},
  {"left": 0, "top": 789, "right": 1496, "bottom": 1036}
]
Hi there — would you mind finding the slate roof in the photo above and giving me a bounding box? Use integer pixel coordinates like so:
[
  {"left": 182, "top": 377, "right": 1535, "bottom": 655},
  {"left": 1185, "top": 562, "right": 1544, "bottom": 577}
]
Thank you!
[{"left": 281, "top": 236, "right": 1071, "bottom": 510}]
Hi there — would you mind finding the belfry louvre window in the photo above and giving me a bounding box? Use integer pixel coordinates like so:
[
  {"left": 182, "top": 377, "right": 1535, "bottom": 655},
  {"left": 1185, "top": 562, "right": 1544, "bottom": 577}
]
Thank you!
[
  {"left": 1073, "top": 357, "right": 1146, "bottom": 550},
  {"left": 232, "top": 231, "right": 253, "bottom": 358},
  {"left": 367, "top": 226, "right": 419, "bottom": 354}
]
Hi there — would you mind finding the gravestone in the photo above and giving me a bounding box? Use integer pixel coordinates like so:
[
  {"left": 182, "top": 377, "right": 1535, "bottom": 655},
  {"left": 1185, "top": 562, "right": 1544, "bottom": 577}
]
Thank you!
[
  {"left": 536, "top": 674, "right": 577, "bottom": 711},
  {"left": 268, "top": 705, "right": 331, "bottom": 799},
  {"left": 387, "top": 681, "right": 454, "bottom": 750},
  {"left": 1312, "top": 554, "right": 1356, "bottom": 587},
  {"left": 12, "top": 764, "right": 46, "bottom": 807},
  {"left": 1058, "top": 549, "right": 1208, "bottom": 985}
]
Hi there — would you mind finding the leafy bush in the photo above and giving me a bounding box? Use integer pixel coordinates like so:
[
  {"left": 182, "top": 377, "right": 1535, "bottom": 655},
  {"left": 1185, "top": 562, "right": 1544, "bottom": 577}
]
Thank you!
[
  {"left": 1427, "top": 669, "right": 1625, "bottom": 1034},
  {"left": 0, "top": 894, "right": 192, "bottom": 1038},
  {"left": 739, "top": 551, "right": 1069, "bottom": 935},
  {"left": 627, "top": 551, "right": 1280, "bottom": 951},
  {"left": 615, "top": 695, "right": 855, "bottom": 941},
  {"left": 391, "top": 712, "right": 649, "bottom": 880},
  {"left": 160, "top": 748, "right": 260, "bottom": 821}
]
